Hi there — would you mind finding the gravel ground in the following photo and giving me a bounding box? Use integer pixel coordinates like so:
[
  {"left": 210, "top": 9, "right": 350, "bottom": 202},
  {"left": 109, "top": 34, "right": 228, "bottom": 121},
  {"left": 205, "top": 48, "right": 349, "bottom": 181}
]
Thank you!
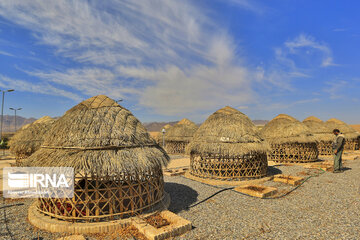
[
  {"left": 166, "top": 159, "right": 360, "bottom": 240},
  {"left": 1, "top": 158, "right": 359, "bottom": 240}
]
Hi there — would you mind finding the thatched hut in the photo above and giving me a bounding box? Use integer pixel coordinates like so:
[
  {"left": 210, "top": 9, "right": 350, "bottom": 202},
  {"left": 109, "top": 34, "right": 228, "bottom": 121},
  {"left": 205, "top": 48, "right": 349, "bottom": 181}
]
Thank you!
[
  {"left": 260, "top": 114, "right": 318, "bottom": 162},
  {"left": 162, "top": 124, "right": 172, "bottom": 131},
  {"left": 9, "top": 116, "right": 55, "bottom": 162},
  {"left": 186, "top": 106, "right": 269, "bottom": 180},
  {"left": 164, "top": 118, "right": 198, "bottom": 154},
  {"left": 325, "top": 118, "right": 360, "bottom": 150},
  {"left": 303, "top": 116, "right": 334, "bottom": 155},
  {"left": 155, "top": 124, "right": 173, "bottom": 146},
  {"left": 24, "top": 95, "right": 169, "bottom": 222}
]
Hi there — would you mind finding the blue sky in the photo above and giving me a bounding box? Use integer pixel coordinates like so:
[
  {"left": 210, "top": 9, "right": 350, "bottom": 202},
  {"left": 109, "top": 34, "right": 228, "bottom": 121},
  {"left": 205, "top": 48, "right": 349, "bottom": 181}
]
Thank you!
[{"left": 0, "top": 0, "right": 359, "bottom": 124}]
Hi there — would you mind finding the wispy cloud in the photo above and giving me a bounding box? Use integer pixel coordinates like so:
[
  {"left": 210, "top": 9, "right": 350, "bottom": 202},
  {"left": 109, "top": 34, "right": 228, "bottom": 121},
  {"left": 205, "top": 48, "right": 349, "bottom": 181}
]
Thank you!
[
  {"left": 118, "top": 64, "right": 255, "bottom": 115},
  {"left": 225, "top": 0, "right": 265, "bottom": 14},
  {"left": 254, "top": 98, "right": 320, "bottom": 112},
  {"left": 0, "top": 50, "right": 14, "bottom": 57},
  {"left": 0, "top": 1, "right": 337, "bottom": 118},
  {"left": 323, "top": 80, "right": 348, "bottom": 99},
  {"left": 284, "top": 34, "right": 336, "bottom": 67},
  {"left": 0, "top": 0, "right": 268, "bottom": 116},
  {"left": 26, "top": 68, "right": 140, "bottom": 100},
  {"left": 0, "top": 74, "right": 81, "bottom": 101},
  {"left": 333, "top": 28, "right": 347, "bottom": 32}
]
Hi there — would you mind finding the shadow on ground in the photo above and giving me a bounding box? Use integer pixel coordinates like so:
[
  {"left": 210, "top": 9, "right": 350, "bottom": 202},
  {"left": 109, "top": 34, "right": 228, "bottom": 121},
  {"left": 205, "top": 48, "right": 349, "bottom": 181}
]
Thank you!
[
  {"left": 165, "top": 182, "right": 198, "bottom": 213},
  {"left": 267, "top": 166, "right": 282, "bottom": 176}
]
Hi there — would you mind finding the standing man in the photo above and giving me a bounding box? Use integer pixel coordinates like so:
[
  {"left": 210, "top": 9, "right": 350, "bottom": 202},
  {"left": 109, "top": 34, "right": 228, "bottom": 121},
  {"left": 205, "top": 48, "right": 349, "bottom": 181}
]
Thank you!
[{"left": 332, "top": 129, "right": 345, "bottom": 173}]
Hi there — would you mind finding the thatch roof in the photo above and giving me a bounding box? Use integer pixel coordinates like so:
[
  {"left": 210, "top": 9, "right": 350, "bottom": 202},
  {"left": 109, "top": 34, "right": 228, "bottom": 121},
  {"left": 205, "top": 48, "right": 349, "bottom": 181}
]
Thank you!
[
  {"left": 186, "top": 106, "right": 269, "bottom": 155},
  {"left": 164, "top": 118, "right": 198, "bottom": 142},
  {"left": 9, "top": 116, "right": 56, "bottom": 157},
  {"left": 260, "top": 114, "right": 316, "bottom": 144},
  {"left": 325, "top": 118, "right": 360, "bottom": 139},
  {"left": 19, "top": 123, "right": 32, "bottom": 131},
  {"left": 162, "top": 124, "right": 172, "bottom": 130},
  {"left": 24, "top": 95, "right": 169, "bottom": 174},
  {"left": 302, "top": 116, "right": 333, "bottom": 142}
]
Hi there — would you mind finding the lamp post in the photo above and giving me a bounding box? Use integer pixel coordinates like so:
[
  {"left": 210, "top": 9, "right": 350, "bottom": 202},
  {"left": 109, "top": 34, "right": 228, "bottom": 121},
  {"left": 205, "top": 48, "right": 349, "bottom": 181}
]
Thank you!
[
  {"left": 161, "top": 128, "right": 166, "bottom": 147},
  {"left": 0, "top": 89, "right": 14, "bottom": 142},
  {"left": 9, "top": 107, "right": 22, "bottom": 132}
]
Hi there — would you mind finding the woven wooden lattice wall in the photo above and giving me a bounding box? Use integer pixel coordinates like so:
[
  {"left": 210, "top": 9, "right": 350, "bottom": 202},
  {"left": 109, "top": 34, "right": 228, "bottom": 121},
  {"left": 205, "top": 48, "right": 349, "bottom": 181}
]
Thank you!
[
  {"left": 317, "top": 141, "right": 333, "bottom": 156},
  {"left": 344, "top": 138, "right": 359, "bottom": 151},
  {"left": 164, "top": 141, "right": 188, "bottom": 154},
  {"left": 190, "top": 152, "right": 268, "bottom": 180},
  {"left": 267, "top": 142, "right": 318, "bottom": 163},
  {"left": 37, "top": 167, "right": 164, "bottom": 222}
]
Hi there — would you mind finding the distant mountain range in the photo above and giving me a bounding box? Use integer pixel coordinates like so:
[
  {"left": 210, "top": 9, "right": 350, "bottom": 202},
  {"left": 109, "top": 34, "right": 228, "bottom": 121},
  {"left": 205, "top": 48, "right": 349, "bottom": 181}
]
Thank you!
[
  {"left": 143, "top": 121, "right": 178, "bottom": 132},
  {"left": 2, "top": 115, "right": 36, "bottom": 133},
  {"left": 143, "top": 120, "right": 269, "bottom": 132}
]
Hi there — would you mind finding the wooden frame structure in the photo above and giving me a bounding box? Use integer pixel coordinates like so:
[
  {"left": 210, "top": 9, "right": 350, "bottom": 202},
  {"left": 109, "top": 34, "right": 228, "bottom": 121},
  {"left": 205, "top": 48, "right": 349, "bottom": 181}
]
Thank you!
[
  {"left": 164, "top": 140, "right": 189, "bottom": 154},
  {"left": 190, "top": 152, "right": 267, "bottom": 180},
  {"left": 37, "top": 166, "right": 164, "bottom": 222},
  {"left": 267, "top": 142, "right": 318, "bottom": 163},
  {"left": 317, "top": 141, "right": 333, "bottom": 156},
  {"left": 344, "top": 138, "right": 359, "bottom": 151}
]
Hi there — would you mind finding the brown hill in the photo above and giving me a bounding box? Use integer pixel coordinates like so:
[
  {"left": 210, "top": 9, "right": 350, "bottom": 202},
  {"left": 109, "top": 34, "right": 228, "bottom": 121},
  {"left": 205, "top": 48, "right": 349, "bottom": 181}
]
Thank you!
[
  {"left": 143, "top": 121, "right": 178, "bottom": 132},
  {"left": 2, "top": 115, "right": 36, "bottom": 132}
]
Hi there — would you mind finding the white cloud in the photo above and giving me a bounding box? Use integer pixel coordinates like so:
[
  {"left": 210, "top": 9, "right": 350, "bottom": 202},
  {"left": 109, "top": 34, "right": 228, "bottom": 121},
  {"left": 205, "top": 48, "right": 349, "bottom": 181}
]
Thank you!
[
  {"left": 0, "top": 75, "right": 81, "bottom": 101},
  {"left": 284, "top": 34, "right": 335, "bottom": 67},
  {"left": 0, "top": 50, "right": 14, "bottom": 57},
  {"left": 0, "top": 1, "right": 333, "bottom": 118},
  {"left": 0, "top": 0, "right": 211, "bottom": 67},
  {"left": 323, "top": 80, "right": 348, "bottom": 99},
  {"left": 0, "top": 0, "right": 266, "bottom": 116},
  {"left": 225, "top": 0, "right": 264, "bottom": 14},
  {"left": 26, "top": 68, "right": 140, "bottom": 100},
  {"left": 118, "top": 64, "right": 255, "bottom": 115}
]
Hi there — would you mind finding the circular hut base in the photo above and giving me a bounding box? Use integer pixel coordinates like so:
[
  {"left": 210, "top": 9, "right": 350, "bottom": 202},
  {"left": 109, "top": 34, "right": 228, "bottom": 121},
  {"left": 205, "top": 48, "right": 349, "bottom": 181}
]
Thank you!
[
  {"left": 184, "top": 171, "right": 273, "bottom": 186},
  {"left": 28, "top": 192, "right": 170, "bottom": 234},
  {"left": 268, "top": 143, "right": 318, "bottom": 163},
  {"left": 189, "top": 153, "right": 268, "bottom": 180}
]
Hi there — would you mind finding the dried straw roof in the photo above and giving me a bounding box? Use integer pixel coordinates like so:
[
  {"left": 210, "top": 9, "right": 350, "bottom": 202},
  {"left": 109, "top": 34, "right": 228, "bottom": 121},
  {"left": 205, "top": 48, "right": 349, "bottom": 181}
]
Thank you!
[
  {"left": 24, "top": 95, "right": 169, "bottom": 174},
  {"left": 162, "top": 124, "right": 172, "bottom": 130},
  {"left": 186, "top": 106, "right": 269, "bottom": 155},
  {"left": 302, "top": 116, "right": 333, "bottom": 142},
  {"left": 9, "top": 116, "right": 56, "bottom": 157},
  {"left": 19, "top": 123, "right": 32, "bottom": 131},
  {"left": 260, "top": 114, "right": 316, "bottom": 144},
  {"left": 325, "top": 118, "right": 360, "bottom": 139},
  {"left": 164, "top": 118, "right": 198, "bottom": 142}
]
